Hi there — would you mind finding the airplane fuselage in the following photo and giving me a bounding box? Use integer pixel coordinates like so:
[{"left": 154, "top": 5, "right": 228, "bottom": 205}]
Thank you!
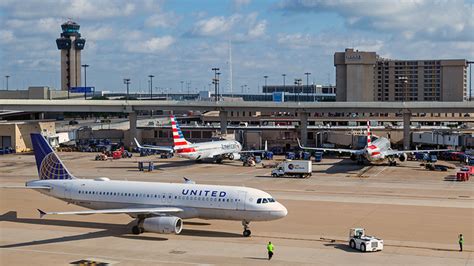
[
  {"left": 364, "top": 137, "right": 392, "bottom": 162},
  {"left": 27, "top": 179, "right": 287, "bottom": 221},
  {"left": 175, "top": 140, "right": 242, "bottom": 160}
]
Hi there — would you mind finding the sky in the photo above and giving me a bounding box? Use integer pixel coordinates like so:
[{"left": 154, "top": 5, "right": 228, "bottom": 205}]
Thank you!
[{"left": 0, "top": 0, "right": 473, "bottom": 94}]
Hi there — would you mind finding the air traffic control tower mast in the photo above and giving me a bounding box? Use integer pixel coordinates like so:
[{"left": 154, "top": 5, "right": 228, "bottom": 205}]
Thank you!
[{"left": 56, "top": 20, "right": 86, "bottom": 91}]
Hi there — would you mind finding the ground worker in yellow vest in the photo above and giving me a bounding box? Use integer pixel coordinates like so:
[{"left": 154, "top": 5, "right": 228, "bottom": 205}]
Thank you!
[
  {"left": 459, "top": 234, "right": 464, "bottom": 252},
  {"left": 267, "top": 241, "right": 274, "bottom": 260}
]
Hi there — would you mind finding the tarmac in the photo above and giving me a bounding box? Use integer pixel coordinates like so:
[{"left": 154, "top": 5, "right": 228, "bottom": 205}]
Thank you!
[{"left": 1, "top": 152, "right": 473, "bottom": 265}]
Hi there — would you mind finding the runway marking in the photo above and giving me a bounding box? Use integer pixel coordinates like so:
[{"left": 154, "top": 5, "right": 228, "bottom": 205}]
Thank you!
[
  {"left": 373, "top": 166, "right": 387, "bottom": 177},
  {"left": 2, "top": 248, "right": 205, "bottom": 265}
]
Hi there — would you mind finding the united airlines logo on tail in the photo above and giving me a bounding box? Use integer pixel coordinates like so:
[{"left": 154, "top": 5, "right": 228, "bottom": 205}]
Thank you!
[{"left": 39, "top": 153, "right": 73, "bottom": 180}]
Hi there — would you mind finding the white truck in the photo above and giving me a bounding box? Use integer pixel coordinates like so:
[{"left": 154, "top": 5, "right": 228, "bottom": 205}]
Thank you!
[
  {"left": 349, "top": 228, "right": 384, "bottom": 252},
  {"left": 271, "top": 160, "right": 312, "bottom": 178}
]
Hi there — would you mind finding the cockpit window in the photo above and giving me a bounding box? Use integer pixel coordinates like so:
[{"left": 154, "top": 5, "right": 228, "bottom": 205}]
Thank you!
[
  {"left": 257, "top": 198, "right": 262, "bottom": 204},
  {"left": 268, "top": 198, "right": 275, "bottom": 202},
  {"left": 262, "top": 198, "right": 268, "bottom": 203}
]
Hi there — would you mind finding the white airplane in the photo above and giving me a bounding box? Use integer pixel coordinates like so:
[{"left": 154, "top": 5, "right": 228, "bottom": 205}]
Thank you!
[
  {"left": 134, "top": 115, "right": 266, "bottom": 163},
  {"left": 4, "top": 133, "right": 287, "bottom": 237},
  {"left": 298, "top": 121, "right": 448, "bottom": 166}
]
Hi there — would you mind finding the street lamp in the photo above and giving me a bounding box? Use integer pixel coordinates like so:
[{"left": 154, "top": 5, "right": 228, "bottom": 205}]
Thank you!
[
  {"left": 81, "top": 64, "right": 89, "bottom": 99},
  {"left": 123, "top": 78, "right": 131, "bottom": 101},
  {"left": 212, "top": 68, "right": 219, "bottom": 101},
  {"left": 5, "top": 75, "right": 10, "bottom": 91},
  {"left": 398, "top": 76, "right": 408, "bottom": 101},
  {"left": 148, "top": 75, "right": 154, "bottom": 100},
  {"left": 263, "top": 75, "right": 268, "bottom": 97},
  {"left": 217, "top": 72, "right": 221, "bottom": 100},
  {"left": 294, "top": 78, "right": 302, "bottom": 102},
  {"left": 282, "top": 74, "right": 286, "bottom": 88},
  {"left": 304, "top": 72, "right": 311, "bottom": 101}
]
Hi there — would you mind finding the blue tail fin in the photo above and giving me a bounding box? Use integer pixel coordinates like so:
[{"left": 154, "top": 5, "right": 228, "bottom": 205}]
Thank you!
[{"left": 30, "top": 133, "right": 75, "bottom": 180}]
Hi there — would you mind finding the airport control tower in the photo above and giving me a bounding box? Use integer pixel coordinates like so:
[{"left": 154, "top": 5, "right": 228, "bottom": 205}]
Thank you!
[{"left": 56, "top": 20, "right": 86, "bottom": 91}]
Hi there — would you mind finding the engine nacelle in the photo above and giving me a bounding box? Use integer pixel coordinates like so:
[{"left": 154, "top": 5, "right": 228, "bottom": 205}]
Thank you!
[
  {"left": 399, "top": 153, "right": 407, "bottom": 162},
  {"left": 142, "top": 216, "right": 183, "bottom": 234},
  {"left": 229, "top": 153, "right": 241, "bottom": 161}
]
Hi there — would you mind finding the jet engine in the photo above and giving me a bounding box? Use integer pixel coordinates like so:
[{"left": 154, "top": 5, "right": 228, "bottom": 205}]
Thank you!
[
  {"left": 350, "top": 154, "right": 358, "bottom": 161},
  {"left": 142, "top": 216, "right": 183, "bottom": 234},
  {"left": 399, "top": 153, "right": 407, "bottom": 162},
  {"left": 229, "top": 153, "right": 241, "bottom": 161}
]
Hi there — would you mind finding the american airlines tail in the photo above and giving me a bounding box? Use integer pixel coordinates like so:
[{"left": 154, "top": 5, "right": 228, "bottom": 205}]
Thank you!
[
  {"left": 366, "top": 121, "right": 372, "bottom": 145},
  {"left": 170, "top": 115, "right": 191, "bottom": 148},
  {"left": 31, "top": 133, "right": 75, "bottom": 180}
]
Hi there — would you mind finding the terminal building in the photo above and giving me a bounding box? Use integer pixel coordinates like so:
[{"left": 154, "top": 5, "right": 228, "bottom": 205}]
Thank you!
[{"left": 335, "top": 48, "right": 468, "bottom": 102}]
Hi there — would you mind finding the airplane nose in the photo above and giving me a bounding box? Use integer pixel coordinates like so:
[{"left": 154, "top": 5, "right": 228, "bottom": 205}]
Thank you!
[{"left": 272, "top": 203, "right": 288, "bottom": 219}]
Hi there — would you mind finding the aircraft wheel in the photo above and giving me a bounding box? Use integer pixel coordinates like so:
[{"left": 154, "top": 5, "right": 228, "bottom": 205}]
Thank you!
[
  {"left": 349, "top": 240, "right": 356, "bottom": 249},
  {"left": 243, "top": 229, "right": 251, "bottom": 237},
  {"left": 132, "top": 226, "right": 141, "bottom": 235}
]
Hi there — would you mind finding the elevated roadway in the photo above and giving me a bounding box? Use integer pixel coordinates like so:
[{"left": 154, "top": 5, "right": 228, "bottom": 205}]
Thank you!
[{"left": 1, "top": 100, "right": 473, "bottom": 148}]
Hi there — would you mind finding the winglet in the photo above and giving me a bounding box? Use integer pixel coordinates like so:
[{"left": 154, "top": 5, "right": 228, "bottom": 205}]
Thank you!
[
  {"left": 183, "top": 177, "right": 196, "bottom": 184},
  {"left": 134, "top": 138, "right": 143, "bottom": 149},
  {"left": 37, "top": 209, "right": 47, "bottom": 218},
  {"left": 296, "top": 138, "right": 303, "bottom": 149}
]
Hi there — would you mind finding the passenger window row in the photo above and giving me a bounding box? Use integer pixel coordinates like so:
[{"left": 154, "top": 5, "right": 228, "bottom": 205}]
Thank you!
[{"left": 77, "top": 190, "right": 240, "bottom": 203}]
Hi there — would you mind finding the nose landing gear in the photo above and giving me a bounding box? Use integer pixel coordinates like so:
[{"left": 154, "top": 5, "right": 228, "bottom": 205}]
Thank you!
[{"left": 242, "top": 220, "right": 251, "bottom": 237}]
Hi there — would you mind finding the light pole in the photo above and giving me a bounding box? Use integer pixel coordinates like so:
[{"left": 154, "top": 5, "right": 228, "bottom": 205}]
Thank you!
[
  {"left": 148, "top": 75, "right": 154, "bottom": 100},
  {"left": 212, "top": 68, "right": 219, "bottom": 101},
  {"left": 263, "top": 75, "right": 268, "bottom": 97},
  {"left": 294, "top": 78, "right": 302, "bottom": 102},
  {"left": 398, "top": 76, "right": 408, "bottom": 101},
  {"left": 81, "top": 64, "right": 89, "bottom": 99},
  {"left": 282, "top": 74, "right": 286, "bottom": 87},
  {"left": 217, "top": 72, "right": 221, "bottom": 100},
  {"left": 123, "top": 78, "right": 131, "bottom": 101},
  {"left": 305, "top": 72, "right": 311, "bottom": 101},
  {"left": 5, "top": 75, "right": 10, "bottom": 91}
]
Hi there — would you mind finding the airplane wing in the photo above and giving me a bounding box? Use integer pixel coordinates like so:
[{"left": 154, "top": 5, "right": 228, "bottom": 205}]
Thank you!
[
  {"left": 134, "top": 138, "right": 173, "bottom": 153},
  {"left": 384, "top": 149, "right": 451, "bottom": 157},
  {"left": 1, "top": 185, "right": 51, "bottom": 190},
  {"left": 38, "top": 207, "right": 183, "bottom": 218},
  {"left": 297, "top": 139, "right": 365, "bottom": 155}
]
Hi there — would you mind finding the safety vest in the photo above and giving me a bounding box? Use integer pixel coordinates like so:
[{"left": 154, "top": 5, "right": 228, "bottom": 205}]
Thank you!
[
  {"left": 459, "top": 236, "right": 464, "bottom": 244},
  {"left": 267, "top": 243, "right": 274, "bottom": 252}
]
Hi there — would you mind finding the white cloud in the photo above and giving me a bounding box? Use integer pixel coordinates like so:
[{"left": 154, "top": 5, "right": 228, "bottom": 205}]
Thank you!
[
  {"left": 145, "top": 12, "right": 179, "bottom": 28},
  {"left": 279, "top": 0, "right": 474, "bottom": 41},
  {"left": 248, "top": 20, "right": 267, "bottom": 38},
  {"left": 189, "top": 15, "right": 241, "bottom": 36},
  {"left": 0, "top": 30, "right": 15, "bottom": 43},
  {"left": 125, "top": 36, "right": 175, "bottom": 53}
]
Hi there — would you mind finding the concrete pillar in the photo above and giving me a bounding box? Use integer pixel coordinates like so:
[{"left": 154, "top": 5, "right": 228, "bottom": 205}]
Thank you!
[
  {"left": 219, "top": 111, "right": 228, "bottom": 135},
  {"left": 403, "top": 111, "right": 411, "bottom": 150},
  {"left": 38, "top": 112, "right": 45, "bottom": 120},
  {"left": 300, "top": 112, "right": 308, "bottom": 146},
  {"left": 129, "top": 111, "right": 137, "bottom": 147}
]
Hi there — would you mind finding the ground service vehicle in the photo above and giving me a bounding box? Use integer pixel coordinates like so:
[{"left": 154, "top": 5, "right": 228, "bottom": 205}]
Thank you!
[
  {"left": 271, "top": 160, "right": 312, "bottom": 178},
  {"left": 349, "top": 228, "right": 384, "bottom": 252}
]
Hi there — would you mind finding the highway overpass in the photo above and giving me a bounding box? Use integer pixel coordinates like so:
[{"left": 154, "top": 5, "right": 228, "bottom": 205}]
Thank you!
[{"left": 1, "top": 99, "right": 473, "bottom": 149}]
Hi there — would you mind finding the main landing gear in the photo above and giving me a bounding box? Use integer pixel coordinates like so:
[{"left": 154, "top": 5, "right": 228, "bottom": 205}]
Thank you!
[
  {"left": 132, "top": 218, "right": 145, "bottom": 235},
  {"left": 388, "top": 158, "right": 397, "bottom": 167},
  {"left": 242, "top": 220, "right": 251, "bottom": 237}
]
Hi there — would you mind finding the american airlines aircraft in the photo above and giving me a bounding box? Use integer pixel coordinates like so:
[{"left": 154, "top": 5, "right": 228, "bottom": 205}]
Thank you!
[
  {"left": 5, "top": 134, "right": 287, "bottom": 237},
  {"left": 298, "top": 122, "right": 448, "bottom": 166},
  {"left": 135, "top": 116, "right": 265, "bottom": 162}
]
